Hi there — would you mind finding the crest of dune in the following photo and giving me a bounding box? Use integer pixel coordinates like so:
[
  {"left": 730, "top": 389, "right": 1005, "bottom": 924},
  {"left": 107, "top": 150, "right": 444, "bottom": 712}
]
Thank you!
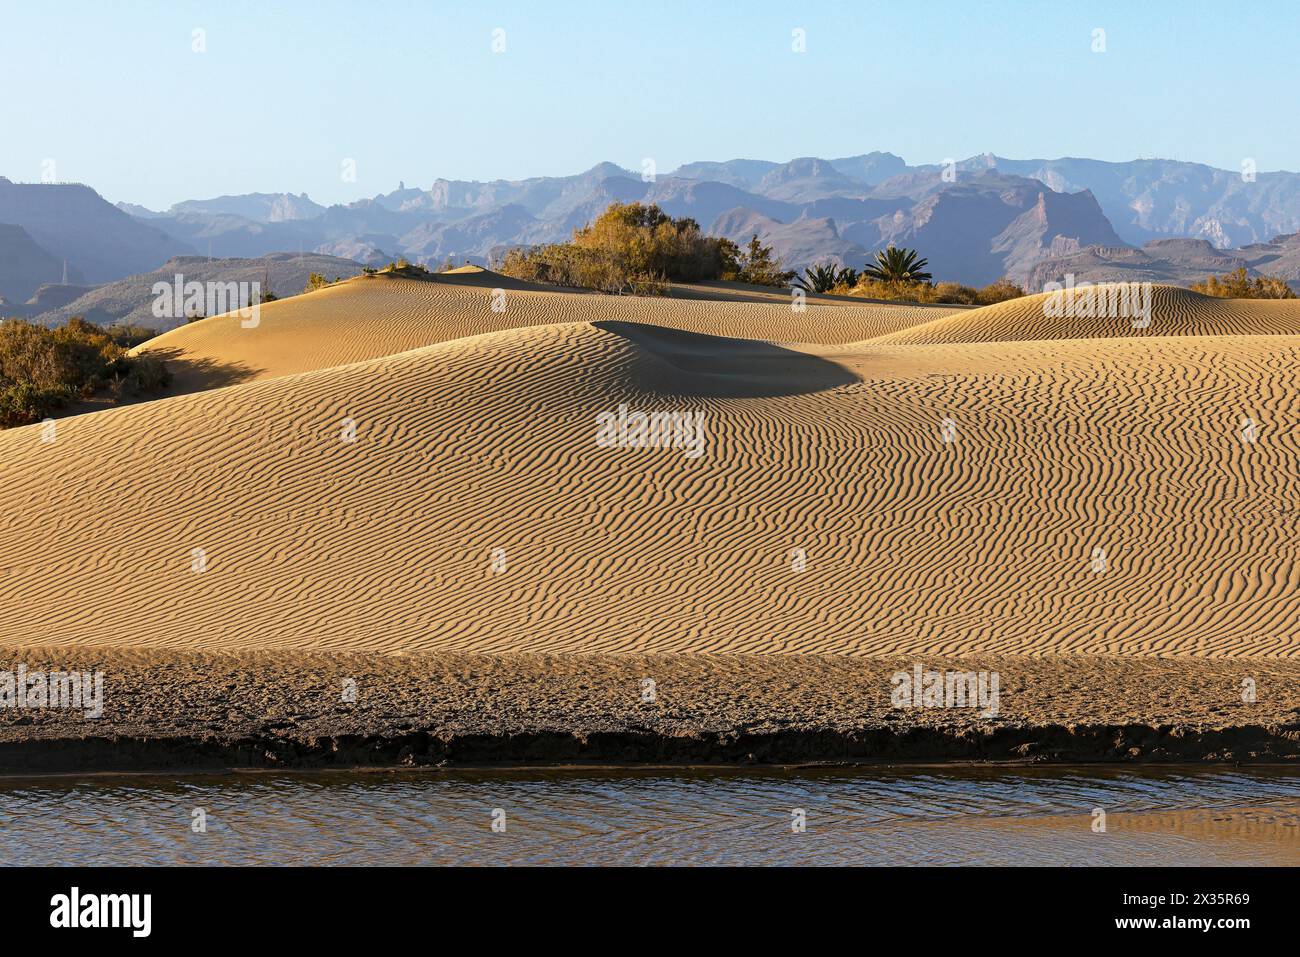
[{"left": 3, "top": 274, "right": 1298, "bottom": 657}]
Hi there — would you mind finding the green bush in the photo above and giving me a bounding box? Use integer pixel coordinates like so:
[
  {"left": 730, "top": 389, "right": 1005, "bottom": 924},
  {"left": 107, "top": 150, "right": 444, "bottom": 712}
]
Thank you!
[
  {"left": 0, "top": 317, "right": 171, "bottom": 428},
  {"left": 501, "top": 202, "right": 749, "bottom": 294},
  {"left": 863, "top": 247, "right": 932, "bottom": 285},
  {"left": 974, "top": 278, "right": 1026, "bottom": 305},
  {"left": 122, "top": 353, "right": 171, "bottom": 393},
  {"left": 846, "top": 277, "right": 1027, "bottom": 305},
  {"left": 722, "top": 235, "right": 796, "bottom": 287},
  {"left": 104, "top": 324, "right": 158, "bottom": 348},
  {"left": 376, "top": 260, "right": 432, "bottom": 279},
  {"left": 1191, "top": 267, "right": 1296, "bottom": 299},
  {"left": 793, "top": 262, "right": 857, "bottom": 293},
  {"left": 0, "top": 382, "right": 69, "bottom": 429},
  {"left": 839, "top": 249, "right": 1030, "bottom": 304}
]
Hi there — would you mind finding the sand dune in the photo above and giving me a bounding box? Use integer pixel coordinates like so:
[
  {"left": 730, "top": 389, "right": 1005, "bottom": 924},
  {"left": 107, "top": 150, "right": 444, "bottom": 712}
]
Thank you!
[
  {"left": 5, "top": 286, "right": 1300, "bottom": 656},
  {"left": 136, "top": 271, "right": 962, "bottom": 394},
  {"left": 879, "top": 284, "right": 1300, "bottom": 345}
]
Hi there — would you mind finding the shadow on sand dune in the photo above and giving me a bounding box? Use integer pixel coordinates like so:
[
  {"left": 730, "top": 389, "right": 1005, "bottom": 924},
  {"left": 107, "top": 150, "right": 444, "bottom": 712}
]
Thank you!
[
  {"left": 53, "top": 351, "right": 262, "bottom": 419},
  {"left": 593, "top": 320, "right": 857, "bottom": 398},
  {"left": 144, "top": 348, "right": 264, "bottom": 396}
]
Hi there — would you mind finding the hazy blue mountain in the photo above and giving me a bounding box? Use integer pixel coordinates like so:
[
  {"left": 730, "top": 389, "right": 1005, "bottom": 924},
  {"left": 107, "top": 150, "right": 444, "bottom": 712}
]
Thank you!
[
  {"left": 31, "top": 253, "right": 368, "bottom": 330},
  {"left": 169, "top": 192, "right": 326, "bottom": 223},
  {"left": 826, "top": 152, "right": 910, "bottom": 185},
  {"left": 668, "top": 159, "right": 779, "bottom": 189},
  {"left": 963, "top": 154, "right": 1300, "bottom": 249},
  {"left": 16, "top": 150, "right": 1300, "bottom": 301},
  {"left": 115, "top": 201, "right": 166, "bottom": 219},
  {"left": 1028, "top": 234, "right": 1300, "bottom": 291},
  {"left": 313, "top": 237, "right": 393, "bottom": 266},
  {"left": 756, "top": 157, "right": 864, "bottom": 201},
  {"left": 0, "top": 223, "right": 84, "bottom": 303},
  {"left": 400, "top": 204, "right": 548, "bottom": 264},
  {"left": 871, "top": 172, "right": 1125, "bottom": 285},
  {"left": 712, "top": 208, "right": 867, "bottom": 269},
  {"left": 24, "top": 282, "right": 97, "bottom": 312},
  {"left": 146, "top": 211, "right": 323, "bottom": 259},
  {"left": 0, "top": 177, "right": 190, "bottom": 282},
  {"left": 426, "top": 162, "right": 635, "bottom": 221},
  {"left": 634, "top": 177, "right": 799, "bottom": 225},
  {"left": 1238, "top": 231, "right": 1300, "bottom": 280}
]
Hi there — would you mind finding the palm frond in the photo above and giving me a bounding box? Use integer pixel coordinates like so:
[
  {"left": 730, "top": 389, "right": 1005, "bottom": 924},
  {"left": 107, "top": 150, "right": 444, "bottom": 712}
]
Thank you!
[{"left": 863, "top": 246, "right": 932, "bottom": 285}]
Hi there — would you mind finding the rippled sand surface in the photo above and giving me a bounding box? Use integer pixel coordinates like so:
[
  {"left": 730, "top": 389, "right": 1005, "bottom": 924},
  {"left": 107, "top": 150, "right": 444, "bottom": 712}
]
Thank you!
[{"left": 3, "top": 274, "right": 1300, "bottom": 656}]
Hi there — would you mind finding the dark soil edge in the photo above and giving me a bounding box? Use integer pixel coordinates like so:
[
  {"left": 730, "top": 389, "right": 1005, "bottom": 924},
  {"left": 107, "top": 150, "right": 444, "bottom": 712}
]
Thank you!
[{"left": 3, "top": 723, "right": 1298, "bottom": 774}]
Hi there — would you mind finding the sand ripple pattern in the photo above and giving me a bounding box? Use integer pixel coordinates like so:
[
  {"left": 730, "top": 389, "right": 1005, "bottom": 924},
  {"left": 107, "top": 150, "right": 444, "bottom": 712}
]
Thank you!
[
  {"left": 879, "top": 285, "right": 1300, "bottom": 345},
  {"left": 5, "top": 281, "right": 1300, "bottom": 657},
  {"left": 139, "top": 272, "right": 960, "bottom": 395}
]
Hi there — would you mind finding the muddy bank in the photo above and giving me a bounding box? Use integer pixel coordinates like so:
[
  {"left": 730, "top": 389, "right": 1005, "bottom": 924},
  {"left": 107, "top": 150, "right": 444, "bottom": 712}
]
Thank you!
[{"left": 0, "top": 649, "right": 1296, "bottom": 772}]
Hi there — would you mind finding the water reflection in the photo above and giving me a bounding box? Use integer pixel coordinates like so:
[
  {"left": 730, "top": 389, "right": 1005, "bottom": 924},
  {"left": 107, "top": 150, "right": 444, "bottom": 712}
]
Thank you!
[{"left": 1, "top": 765, "right": 1297, "bottom": 866}]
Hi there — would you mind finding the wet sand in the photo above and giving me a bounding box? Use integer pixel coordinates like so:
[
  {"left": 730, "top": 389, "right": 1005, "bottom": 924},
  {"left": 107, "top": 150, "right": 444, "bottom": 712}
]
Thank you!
[{"left": 1, "top": 648, "right": 1296, "bottom": 771}]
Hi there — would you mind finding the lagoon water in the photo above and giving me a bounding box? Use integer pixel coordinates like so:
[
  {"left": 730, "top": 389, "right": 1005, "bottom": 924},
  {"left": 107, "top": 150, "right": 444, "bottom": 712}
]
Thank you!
[{"left": 1, "top": 765, "right": 1297, "bottom": 866}]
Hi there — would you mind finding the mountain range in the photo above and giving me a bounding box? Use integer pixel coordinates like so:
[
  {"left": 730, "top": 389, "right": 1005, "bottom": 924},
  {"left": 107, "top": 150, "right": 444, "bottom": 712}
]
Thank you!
[
  {"left": 0, "top": 177, "right": 183, "bottom": 283},
  {"left": 1028, "top": 233, "right": 1300, "bottom": 290},
  {"left": 7, "top": 253, "right": 367, "bottom": 329},
  {"left": 5, "top": 152, "right": 1300, "bottom": 327}
]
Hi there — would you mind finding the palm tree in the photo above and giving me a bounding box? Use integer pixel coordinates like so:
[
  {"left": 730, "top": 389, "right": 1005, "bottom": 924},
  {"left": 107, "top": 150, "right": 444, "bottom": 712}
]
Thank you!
[
  {"left": 793, "top": 262, "right": 858, "bottom": 293},
  {"left": 863, "top": 246, "right": 932, "bottom": 285}
]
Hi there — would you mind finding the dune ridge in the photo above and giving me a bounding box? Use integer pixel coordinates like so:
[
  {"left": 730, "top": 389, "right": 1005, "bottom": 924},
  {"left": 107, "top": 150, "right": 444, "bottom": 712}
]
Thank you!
[
  {"left": 878, "top": 284, "right": 1300, "bottom": 345},
  {"left": 135, "top": 271, "right": 963, "bottom": 394},
  {"left": 5, "top": 277, "right": 1300, "bottom": 657}
]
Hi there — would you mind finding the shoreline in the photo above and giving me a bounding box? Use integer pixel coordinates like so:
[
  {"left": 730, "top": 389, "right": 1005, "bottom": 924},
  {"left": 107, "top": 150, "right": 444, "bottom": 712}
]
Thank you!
[
  {"left": 6, "top": 759, "right": 1300, "bottom": 782},
  {"left": 1, "top": 648, "right": 1298, "bottom": 773},
  {"left": 3, "top": 727, "right": 1299, "bottom": 775}
]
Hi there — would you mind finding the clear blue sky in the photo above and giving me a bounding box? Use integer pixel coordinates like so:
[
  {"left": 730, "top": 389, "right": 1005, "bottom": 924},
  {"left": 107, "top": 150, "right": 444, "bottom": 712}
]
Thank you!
[{"left": 2, "top": 0, "right": 1295, "bottom": 209}]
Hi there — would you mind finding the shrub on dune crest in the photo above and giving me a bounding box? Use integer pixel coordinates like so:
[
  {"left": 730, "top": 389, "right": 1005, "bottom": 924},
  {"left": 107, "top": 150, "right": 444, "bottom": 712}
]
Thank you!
[
  {"left": 371, "top": 259, "right": 432, "bottom": 279},
  {"left": 826, "top": 245, "right": 1027, "bottom": 303},
  {"left": 500, "top": 202, "right": 784, "bottom": 294},
  {"left": 847, "top": 278, "right": 945, "bottom": 302},
  {"left": 841, "top": 247, "right": 1031, "bottom": 303},
  {"left": 972, "top": 277, "right": 1028, "bottom": 305},
  {"left": 843, "top": 276, "right": 1026, "bottom": 305},
  {"left": 1191, "top": 267, "right": 1296, "bottom": 299},
  {"left": 501, "top": 241, "right": 671, "bottom": 295}
]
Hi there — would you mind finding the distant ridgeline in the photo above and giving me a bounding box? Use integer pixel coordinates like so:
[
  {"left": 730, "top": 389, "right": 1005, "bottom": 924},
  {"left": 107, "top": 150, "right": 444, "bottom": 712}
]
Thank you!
[{"left": 3, "top": 154, "right": 1300, "bottom": 321}]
